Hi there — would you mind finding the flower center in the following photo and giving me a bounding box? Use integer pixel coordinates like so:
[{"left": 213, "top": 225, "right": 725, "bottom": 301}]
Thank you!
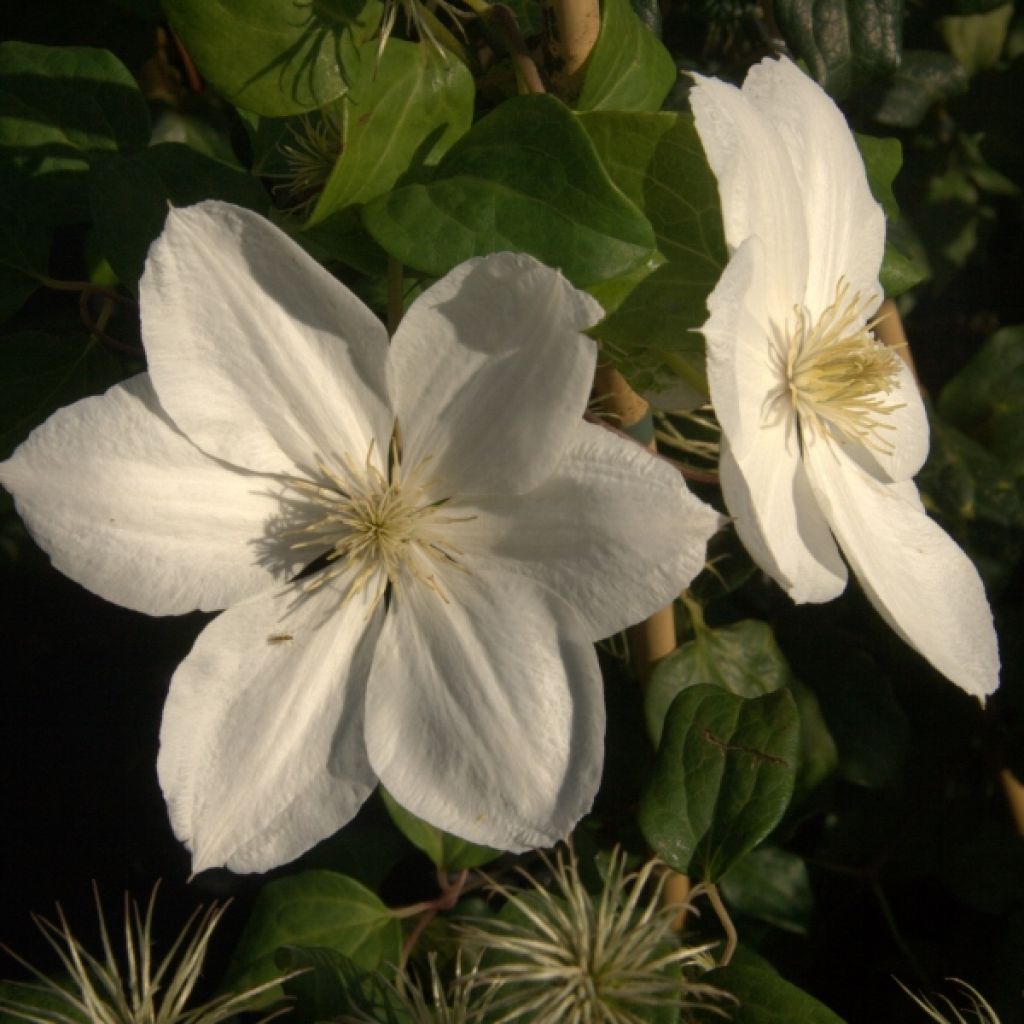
[
  {"left": 774, "top": 279, "right": 904, "bottom": 452},
  {"left": 285, "top": 437, "right": 470, "bottom": 612}
]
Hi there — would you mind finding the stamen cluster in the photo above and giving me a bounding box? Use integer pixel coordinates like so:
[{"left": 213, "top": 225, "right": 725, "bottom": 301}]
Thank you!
[
  {"left": 286, "top": 438, "right": 470, "bottom": 610},
  {"left": 773, "top": 279, "right": 904, "bottom": 452}
]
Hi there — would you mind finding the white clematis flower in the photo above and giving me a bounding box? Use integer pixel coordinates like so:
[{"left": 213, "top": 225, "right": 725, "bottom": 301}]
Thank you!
[
  {"left": 692, "top": 57, "right": 999, "bottom": 699},
  {"left": 0, "top": 201, "right": 720, "bottom": 873}
]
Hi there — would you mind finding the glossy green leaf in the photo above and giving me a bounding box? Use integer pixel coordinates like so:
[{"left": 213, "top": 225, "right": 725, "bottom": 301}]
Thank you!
[
  {"left": 380, "top": 788, "right": 501, "bottom": 870},
  {"left": 775, "top": 0, "right": 902, "bottom": 99},
  {"left": 0, "top": 42, "right": 150, "bottom": 223},
  {"left": 873, "top": 50, "right": 968, "bottom": 127},
  {"left": 645, "top": 620, "right": 794, "bottom": 746},
  {"left": 580, "top": 110, "right": 725, "bottom": 392},
  {"left": 0, "top": 331, "right": 125, "bottom": 461},
  {"left": 639, "top": 686, "right": 800, "bottom": 881},
  {"left": 162, "top": 0, "right": 384, "bottom": 116},
  {"left": 719, "top": 845, "right": 813, "bottom": 935},
  {"left": 308, "top": 39, "right": 474, "bottom": 224},
  {"left": 938, "top": 325, "right": 1024, "bottom": 475},
  {"left": 576, "top": 0, "right": 676, "bottom": 112},
  {"left": 89, "top": 142, "right": 269, "bottom": 289},
  {"left": 363, "top": 94, "right": 656, "bottom": 287},
  {"left": 917, "top": 409, "right": 1024, "bottom": 594},
  {"left": 702, "top": 959, "right": 846, "bottom": 1023},
  {"left": 644, "top": 615, "right": 835, "bottom": 801},
  {"left": 224, "top": 871, "right": 401, "bottom": 996}
]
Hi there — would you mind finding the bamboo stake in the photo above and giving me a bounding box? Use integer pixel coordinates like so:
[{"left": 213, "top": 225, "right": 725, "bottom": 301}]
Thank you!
[
  {"left": 593, "top": 364, "right": 695, "bottom": 932},
  {"left": 548, "top": 0, "right": 600, "bottom": 98},
  {"left": 593, "top": 365, "right": 678, "bottom": 677}
]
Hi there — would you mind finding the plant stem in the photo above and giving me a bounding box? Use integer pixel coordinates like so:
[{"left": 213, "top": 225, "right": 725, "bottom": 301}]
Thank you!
[
  {"left": 487, "top": 4, "right": 546, "bottom": 94},
  {"left": 704, "top": 883, "right": 737, "bottom": 966}
]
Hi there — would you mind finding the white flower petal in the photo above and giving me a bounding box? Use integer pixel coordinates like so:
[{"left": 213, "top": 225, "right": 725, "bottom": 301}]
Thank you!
[
  {"left": 859, "top": 354, "right": 930, "bottom": 482},
  {"left": 158, "top": 581, "right": 382, "bottom": 874},
  {"left": 389, "top": 252, "right": 601, "bottom": 496},
  {"left": 141, "top": 201, "right": 392, "bottom": 476},
  {"left": 459, "top": 421, "right": 721, "bottom": 641},
  {"left": 805, "top": 440, "right": 999, "bottom": 699},
  {"left": 0, "top": 375, "right": 282, "bottom": 615},
  {"left": 721, "top": 437, "right": 847, "bottom": 604},
  {"left": 702, "top": 235, "right": 784, "bottom": 461},
  {"left": 742, "top": 57, "right": 886, "bottom": 319},
  {"left": 364, "top": 571, "right": 604, "bottom": 851},
  {"left": 690, "top": 70, "right": 809, "bottom": 307}
]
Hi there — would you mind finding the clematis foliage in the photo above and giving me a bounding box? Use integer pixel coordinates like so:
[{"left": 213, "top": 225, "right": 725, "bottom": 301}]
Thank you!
[{"left": 2, "top": 2, "right": 1022, "bottom": 1023}]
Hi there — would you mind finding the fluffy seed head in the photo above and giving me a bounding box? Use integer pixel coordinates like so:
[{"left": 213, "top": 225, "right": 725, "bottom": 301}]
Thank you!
[{"left": 456, "top": 847, "right": 733, "bottom": 1024}]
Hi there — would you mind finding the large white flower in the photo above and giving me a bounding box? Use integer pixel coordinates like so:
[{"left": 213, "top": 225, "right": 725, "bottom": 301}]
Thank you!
[
  {"left": 0, "top": 201, "right": 720, "bottom": 873},
  {"left": 692, "top": 57, "right": 999, "bottom": 699}
]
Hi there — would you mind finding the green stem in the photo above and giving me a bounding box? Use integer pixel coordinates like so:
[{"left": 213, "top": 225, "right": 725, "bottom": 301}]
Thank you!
[{"left": 704, "top": 883, "right": 738, "bottom": 966}]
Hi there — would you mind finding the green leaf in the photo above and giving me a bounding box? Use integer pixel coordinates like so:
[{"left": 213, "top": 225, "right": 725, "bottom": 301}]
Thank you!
[
  {"left": 719, "top": 845, "right": 814, "bottom": 935},
  {"left": 0, "top": 42, "right": 150, "bottom": 223},
  {"left": 917, "top": 408, "right": 1024, "bottom": 594},
  {"left": 0, "top": 217, "right": 50, "bottom": 322},
  {"left": 223, "top": 870, "right": 401, "bottom": 996},
  {"left": 940, "top": 3, "right": 1014, "bottom": 74},
  {"left": 89, "top": 142, "right": 269, "bottom": 289},
  {"left": 701, "top": 959, "right": 846, "bottom": 1023},
  {"left": 580, "top": 110, "right": 725, "bottom": 393},
  {"left": 879, "top": 239, "right": 928, "bottom": 296},
  {"left": 362, "top": 94, "right": 656, "bottom": 287},
  {"left": 575, "top": 0, "right": 677, "bottom": 112},
  {"left": 803, "top": 643, "right": 908, "bottom": 788},
  {"left": 644, "top": 615, "right": 835, "bottom": 801},
  {"left": 0, "top": 331, "right": 125, "bottom": 461},
  {"left": 774, "top": 0, "right": 903, "bottom": 99},
  {"left": 873, "top": 50, "right": 968, "bottom": 127},
  {"left": 639, "top": 686, "right": 800, "bottom": 881},
  {"left": 307, "top": 39, "right": 474, "bottom": 224},
  {"left": 301, "top": 207, "right": 390, "bottom": 276},
  {"left": 162, "top": 0, "right": 385, "bottom": 116},
  {"left": 645, "top": 620, "right": 795, "bottom": 747},
  {"left": 855, "top": 133, "right": 902, "bottom": 220},
  {"left": 852, "top": 134, "right": 930, "bottom": 295},
  {"left": 275, "top": 946, "right": 403, "bottom": 1024},
  {"left": 380, "top": 788, "right": 501, "bottom": 870},
  {"left": 0, "top": 980, "right": 89, "bottom": 1024},
  {"left": 938, "top": 325, "right": 1024, "bottom": 476},
  {"left": 150, "top": 110, "right": 244, "bottom": 168}
]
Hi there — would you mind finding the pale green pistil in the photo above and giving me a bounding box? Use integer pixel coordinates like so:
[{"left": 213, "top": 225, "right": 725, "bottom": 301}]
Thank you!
[{"left": 781, "top": 279, "right": 904, "bottom": 452}]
